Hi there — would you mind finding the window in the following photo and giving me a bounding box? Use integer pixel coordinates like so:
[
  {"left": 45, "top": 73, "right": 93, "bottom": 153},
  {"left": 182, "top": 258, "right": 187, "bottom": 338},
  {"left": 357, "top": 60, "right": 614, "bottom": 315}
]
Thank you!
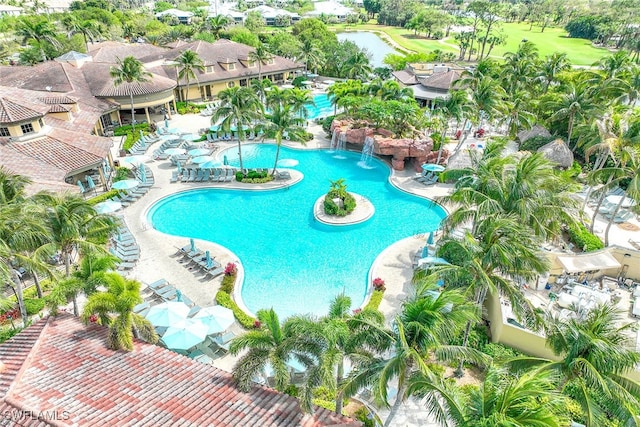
[
  {"left": 0, "top": 127, "right": 9, "bottom": 137},
  {"left": 20, "top": 123, "right": 34, "bottom": 134},
  {"left": 267, "top": 58, "right": 274, "bottom": 65},
  {"left": 227, "top": 63, "right": 236, "bottom": 70},
  {"left": 227, "top": 81, "right": 236, "bottom": 88},
  {"left": 205, "top": 66, "right": 214, "bottom": 73},
  {"left": 39, "top": 118, "right": 44, "bottom": 128}
]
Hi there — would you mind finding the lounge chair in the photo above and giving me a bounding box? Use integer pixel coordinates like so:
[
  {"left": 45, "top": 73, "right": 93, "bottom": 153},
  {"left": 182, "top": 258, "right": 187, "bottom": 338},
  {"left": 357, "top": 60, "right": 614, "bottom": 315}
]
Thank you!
[
  {"left": 170, "top": 171, "right": 179, "bottom": 183},
  {"left": 187, "top": 169, "right": 196, "bottom": 182},
  {"left": 180, "top": 294, "right": 195, "bottom": 308},
  {"left": 613, "top": 210, "right": 633, "bottom": 223},
  {"left": 274, "top": 170, "right": 291, "bottom": 180},
  {"left": 202, "top": 169, "right": 211, "bottom": 181},
  {"left": 187, "top": 305, "right": 202, "bottom": 317},
  {"left": 629, "top": 239, "right": 640, "bottom": 250},
  {"left": 205, "top": 266, "right": 224, "bottom": 279},
  {"left": 133, "top": 301, "right": 150, "bottom": 315},
  {"left": 148, "top": 279, "right": 169, "bottom": 291}
]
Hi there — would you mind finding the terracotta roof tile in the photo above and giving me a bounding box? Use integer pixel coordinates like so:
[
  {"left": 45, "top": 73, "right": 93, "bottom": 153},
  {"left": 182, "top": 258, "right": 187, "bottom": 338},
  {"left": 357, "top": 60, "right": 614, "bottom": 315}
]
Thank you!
[
  {"left": 0, "top": 316, "right": 360, "bottom": 427},
  {"left": 38, "top": 96, "right": 76, "bottom": 104},
  {"left": 418, "top": 69, "right": 461, "bottom": 91},
  {"left": 0, "top": 98, "right": 43, "bottom": 124}
]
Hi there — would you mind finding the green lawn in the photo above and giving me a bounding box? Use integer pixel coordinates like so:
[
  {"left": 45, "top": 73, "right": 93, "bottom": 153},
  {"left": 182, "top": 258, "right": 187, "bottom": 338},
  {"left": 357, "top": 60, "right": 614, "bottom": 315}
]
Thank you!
[{"left": 332, "top": 22, "right": 611, "bottom": 66}]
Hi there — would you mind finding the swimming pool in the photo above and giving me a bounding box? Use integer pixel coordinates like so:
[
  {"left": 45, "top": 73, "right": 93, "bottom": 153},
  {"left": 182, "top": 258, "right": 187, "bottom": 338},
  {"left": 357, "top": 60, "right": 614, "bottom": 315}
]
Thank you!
[
  {"left": 148, "top": 145, "right": 446, "bottom": 319},
  {"left": 306, "top": 93, "right": 333, "bottom": 120}
]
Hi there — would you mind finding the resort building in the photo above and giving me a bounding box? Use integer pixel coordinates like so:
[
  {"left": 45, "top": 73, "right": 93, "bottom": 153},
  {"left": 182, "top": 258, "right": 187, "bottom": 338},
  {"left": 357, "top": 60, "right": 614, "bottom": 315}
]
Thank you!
[
  {"left": 0, "top": 5, "right": 22, "bottom": 16},
  {"left": 245, "top": 5, "right": 301, "bottom": 26},
  {"left": 0, "top": 315, "right": 360, "bottom": 426},
  {"left": 305, "top": 1, "right": 356, "bottom": 22},
  {"left": 0, "top": 39, "right": 302, "bottom": 192},
  {"left": 392, "top": 63, "right": 463, "bottom": 106},
  {"left": 155, "top": 8, "right": 195, "bottom": 25}
]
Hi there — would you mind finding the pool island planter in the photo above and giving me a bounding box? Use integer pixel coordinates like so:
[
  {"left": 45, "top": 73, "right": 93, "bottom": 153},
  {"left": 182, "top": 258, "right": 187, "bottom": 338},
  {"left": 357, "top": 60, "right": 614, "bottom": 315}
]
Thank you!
[{"left": 313, "top": 192, "right": 374, "bottom": 226}]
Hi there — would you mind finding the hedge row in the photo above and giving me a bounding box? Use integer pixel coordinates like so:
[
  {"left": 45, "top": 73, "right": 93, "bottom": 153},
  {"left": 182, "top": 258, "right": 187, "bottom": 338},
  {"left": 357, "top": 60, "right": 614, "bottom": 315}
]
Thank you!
[
  {"left": 215, "top": 291, "right": 256, "bottom": 329},
  {"left": 567, "top": 223, "right": 604, "bottom": 252},
  {"left": 364, "top": 290, "right": 384, "bottom": 311}
]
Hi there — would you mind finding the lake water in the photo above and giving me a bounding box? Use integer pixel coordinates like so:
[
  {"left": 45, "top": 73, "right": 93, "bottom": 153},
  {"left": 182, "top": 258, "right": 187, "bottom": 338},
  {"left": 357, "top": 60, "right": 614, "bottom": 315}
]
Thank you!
[{"left": 337, "top": 31, "right": 399, "bottom": 69}]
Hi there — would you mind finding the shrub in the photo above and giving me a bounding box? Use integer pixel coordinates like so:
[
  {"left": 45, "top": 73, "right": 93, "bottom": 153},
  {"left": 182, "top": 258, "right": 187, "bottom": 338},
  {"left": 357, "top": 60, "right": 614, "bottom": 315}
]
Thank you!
[
  {"left": 354, "top": 406, "right": 375, "bottom": 427},
  {"left": 215, "top": 291, "right": 257, "bottom": 329},
  {"left": 364, "top": 290, "right": 384, "bottom": 311},
  {"left": 567, "top": 223, "right": 604, "bottom": 252},
  {"left": 175, "top": 102, "right": 207, "bottom": 115},
  {"left": 313, "top": 386, "right": 336, "bottom": 402},
  {"left": 284, "top": 384, "right": 299, "bottom": 397},
  {"left": 482, "top": 343, "right": 523, "bottom": 360},
  {"left": 235, "top": 171, "right": 244, "bottom": 181},
  {"left": 224, "top": 262, "right": 237, "bottom": 276},
  {"left": 23, "top": 298, "right": 45, "bottom": 316},
  {"left": 312, "top": 398, "right": 344, "bottom": 414},
  {"left": 114, "top": 167, "right": 130, "bottom": 182},
  {"left": 322, "top": 115, "right": 335, "bottom": 135},
  {"left": 87, "top": 190, "right": 120, "bottom": 205},
  {"left": 220, "top": 274, "right": 236, "bottom": 294},
  {"left": 0, "top": 326, "right": 22, "bottom": 344},
  {"left": 372, "top": 277, "right": 386, "bottom": 291},
  {"left": 113, "top": 123, "right": 150, "bottom": 136},
  {"left": 324, "top": 186, "right": 357, "bottom": 217}
]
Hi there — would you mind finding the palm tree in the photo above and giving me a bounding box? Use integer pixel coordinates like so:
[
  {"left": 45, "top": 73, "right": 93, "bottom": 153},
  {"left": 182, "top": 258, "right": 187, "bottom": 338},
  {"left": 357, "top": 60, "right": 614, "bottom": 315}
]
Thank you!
[
  {"left": 211, "top": 86, "right": 262, "bottom": 172},
  {"left": 110, "top": 56, "right": 152, "bottom": 132},
  {"left": 229, "top": 309, "right": 324, "bottom": 410},
  {"left": 62, "top": 15, "right": 101, "bottom": 53},
  {"left": 16, "top": 17, "right": 60, "bottom": 62},
  {"left": 507, "top": 304, "right": 640, "bottom": 425},
  {"left": 175, "top": 49, "right": 204, "bottom": 103},
  {"left": 378, "top": 80, "right": 413, "bottom": 101},
  {"left": 82, "top": 273, "right": 158, "bottom": 351},
  {"left": 544, "top": 82, "right": 592, "bottom": 150},
  {"left": 297, "top": 39, "right": 324, "bottom": 75},
  {"left": 300, "top": 295, "right": 391, "bottom": 415},
  {"left": 285, "top": 87, "right": 314, "bottom": 121},
  {"left": 499, "top": 92, "right": 537, "bottom": 138},
  {"left": 469, "top": 77, "right": 506, "bottom": 133},
  {"left": 342, "top": 288, "right": 487, "bottom": 427},
  {"left": 539, "top": 52, "right": 571, "bottom": 93},
  {"left": 260, "top": 95, "right": 307, "bottom": 176},
  {"left": 250, "top": 78, "right": 273, "bottom": 103},
  {"left": 434, "top": 90, "right": 472, "bottom": 162},
  {"left": 408, "top": 367, "right": 568, "bottom": 426},
  {"left": 0, "top": 166, "right": 30, "bottom": 205},
  {"left": 590, "top": 146, "right": 640, "bottom": 245},
  {"left": 248, "top": 43, "right": 273, "bottom": 82},
  {"left": 342, "top": 52, "right": 372, "bottom": 80},
  {"left": 206, "top": 15, "right": 231, "bottom": 39}
]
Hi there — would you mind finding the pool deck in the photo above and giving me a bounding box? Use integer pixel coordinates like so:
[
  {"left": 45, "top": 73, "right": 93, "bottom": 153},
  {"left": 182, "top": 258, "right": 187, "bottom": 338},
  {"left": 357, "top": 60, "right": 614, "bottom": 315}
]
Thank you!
[{"left": 109, "top": 113, "right": 640, "bottom": 427}]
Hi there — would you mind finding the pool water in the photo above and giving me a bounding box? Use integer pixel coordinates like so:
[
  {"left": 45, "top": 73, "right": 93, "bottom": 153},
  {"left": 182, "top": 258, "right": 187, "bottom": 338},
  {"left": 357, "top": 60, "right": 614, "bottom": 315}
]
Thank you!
[
  {"left": 306, "top": 93, "right": 333, "bottom": 120},
  {"left": 148, "top": 145, "right": 446, "bottom": 319}
]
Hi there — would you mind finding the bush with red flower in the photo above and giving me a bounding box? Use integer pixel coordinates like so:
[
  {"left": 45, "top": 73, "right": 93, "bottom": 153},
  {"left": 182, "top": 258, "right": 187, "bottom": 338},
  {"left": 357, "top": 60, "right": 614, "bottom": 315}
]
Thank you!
[
  {"left": 373, "top": 277, "right": 386, "bottom": 292},
  {"left": 220, "top": 263, "right": 238, "bottom": 294},
  {"left": 224, "top": 262, "right": 237, "bottom": 276}
]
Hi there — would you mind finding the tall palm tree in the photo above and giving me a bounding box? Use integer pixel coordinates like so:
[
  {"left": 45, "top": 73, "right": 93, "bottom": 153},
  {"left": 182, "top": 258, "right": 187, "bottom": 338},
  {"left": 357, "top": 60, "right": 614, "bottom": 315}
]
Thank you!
[
  {"left": 229, "top": 309, "right": 324, "bottom": 410},
  {"left": 296, "top": 295, "right": 391, "bottom": 415},
  {"left": 539, "top": 52, "right": 571, "bottom": 93},
  {"left": 0, "top": 166, "right": 30, "bottom": 205},
  {"left": 507, "top": 304, "right": 640, "bottom": 426},
  {"left": 206, "top": 15, "right": 231, "bottom": 39},
  {"left": 297, "top": 39, "right": 324, "bottom": 75},
  {"left": 34, "top": 192, "right": 117, "bottom": 279},
  {"left": 211, "top": 86, "right": 262, "bottom": 172},
  {"left": 434, "top": 90, "right": 472, "bottom": 162},
  {"left": 16, "top": 17, "right": 60, "bottom": 62},
  {"left": 499, "top": 92, "right": 537, "bottom": 138},
  {"left": 469, "top": 77, "right": 506, "bottom": 133},
  {"left": 342, "top": 288, "right": 487, "bottom": 427},
  {"left": 248, "top": 43, "right": 273, "bottom": 82},
  {"left": 544, "top": 82, "right": 592, "bottom": 150},
  {"left": 110, "top": 56, "right": 152, "bottom": 132},
  {"left": 62, "top": 15, "right": 101, "bottom": 53},
  {"left": 285, "top": 87, "right": 314, "bottom": 121},
  {"left": 250, "top": 78, "right": 273, "bottom": 103},
  {"left": 342, "top": 52, "right": 372, "bottom": 80},
  {"left": 175, "top": 49, "right": 204, "bottom": 103},
  {"left": 408, "top": 367, "right": 568, "bottom": 426},
  {"left": 82, "top": 273, "right": 158, "bottom": 351},
  {"left": 259, "top": 96, "right": 307, "bottom": 176}
]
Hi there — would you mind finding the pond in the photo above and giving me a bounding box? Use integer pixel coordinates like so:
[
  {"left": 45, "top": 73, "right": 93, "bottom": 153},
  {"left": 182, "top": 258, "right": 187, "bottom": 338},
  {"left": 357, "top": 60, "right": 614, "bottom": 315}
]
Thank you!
[{"left": 337, "top": 31, "right": 399, "bottom": 69}]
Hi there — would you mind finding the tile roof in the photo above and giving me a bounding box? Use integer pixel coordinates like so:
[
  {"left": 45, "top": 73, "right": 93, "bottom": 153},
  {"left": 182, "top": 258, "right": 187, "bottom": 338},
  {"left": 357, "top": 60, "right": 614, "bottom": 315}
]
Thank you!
[
  {"left": 38, "top": 96, "right": 77, "bottom": 105},
  {"left": 0, "top": 98, "right": 43, "bottom": 124},
  {"left": 0, "top": 62, "right": 74, "bottom": 93},
  {"left": 418, "top": 69, "right": 461, "bottom": 91},
  {"left": 88, "top": 41, "right": 168, "bottom": 64},
  {"left": 391, "top": 70, "right": 418, "bottom": 86},
  {"left": 0, "top": 315, "right": 360, "bottom": 427},
  {"left": 81, "top": 62, "right": 176, "bottom": 98}
]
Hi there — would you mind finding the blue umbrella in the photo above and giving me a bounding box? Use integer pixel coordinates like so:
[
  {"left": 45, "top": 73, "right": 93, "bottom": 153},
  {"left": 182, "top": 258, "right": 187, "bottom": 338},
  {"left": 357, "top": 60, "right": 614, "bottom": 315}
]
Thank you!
[
  {"left": 112, "top": 179, "right": 139, "bottom": 190},
  {"left": 162, "top": 318, "right": 208, "bottom": 350},
  {"left": 94, "top": 200, "right": 122, "bottom": 214},
  {"left": 421, "top": 246, "right": 429, "bottom": 259},
  {"left": 223, "top": 155, "right": 229, "bottom": 166},
  {"left": 164, "top": 119, "right": 169, "bottom": 128},
  {"left": 209, "top": 125, "right": 219, "bottom": 132},
  {"left": 189, "top": 148, "right": 210, "bottom": 157},
  {"left": 176, "top": 289, "right": 182, "bottom": 302},
  {"left": 189, "top": 238, "right": 196, "bottom": 253},
  {"left": 193, "top": 306, "right": 234, "bottom": 335},
  {"left": 199, "top": 160, "right": 222, "bottom": 169},
  {"left": 86, "top": 175, "right": 96, "bottom": 191},
  {"left": 205, "top": 251, "right": 213, "bottom": 269},
  {"left": 427, "top": 231, "right": 434, "bottom": 245},
  {"left": 422, "top": 164, "right": 445, "bottom": 172},
  {"left": 164, "top": 148, "right": 186, "bottom": 156},
  {"left": 146, "top": 301, "right": 190, "bottom": 327}
]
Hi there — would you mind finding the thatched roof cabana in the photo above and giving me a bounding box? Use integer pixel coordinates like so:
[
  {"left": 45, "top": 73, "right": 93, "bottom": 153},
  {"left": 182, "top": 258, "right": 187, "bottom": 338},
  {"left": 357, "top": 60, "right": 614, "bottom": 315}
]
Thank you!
[
  {"left": 517, "top": 125, "right": 551, "bottom": 144},
  {"left": 537, "top": 138, "right": 574, "bottom": 168}
]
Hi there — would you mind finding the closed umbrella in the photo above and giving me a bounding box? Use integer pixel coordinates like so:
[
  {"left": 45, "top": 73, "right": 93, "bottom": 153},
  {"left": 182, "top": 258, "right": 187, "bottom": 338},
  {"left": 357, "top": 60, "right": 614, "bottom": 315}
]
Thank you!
[
  {"left": 422, "top": 164, "right": 445, "bottom": 172},
  {"left": 421, "top": 246, "right": 429, "bottom": 259},
  {"left": 146, "top": 301, "right": 190, "bottom": 327},
  {"left": 94, "top": 200, "right": 122, "bottom": 214},
  {"left": 189, "top": 148, "right": 211, "bottom": 157},
  {"left": 164, "top": 118, "right": 169, "bottom": 128},
  {"left": 189, "top": 238, "right": 196, "bottom": 253},
  {"left": 162, "top": 318, "right": 208, "bottom": 350},
  {"left": 427, "top": 231, "right": 435, "bottom": 245},
  {"left": 223, "top": 155, "right": 229, "bottom": 166},
  {"left": 193, "top": 306, "right": 235, "bottom": 335},
  {"left": 112, "top": 179, "right": 139, "bottom": 190}
]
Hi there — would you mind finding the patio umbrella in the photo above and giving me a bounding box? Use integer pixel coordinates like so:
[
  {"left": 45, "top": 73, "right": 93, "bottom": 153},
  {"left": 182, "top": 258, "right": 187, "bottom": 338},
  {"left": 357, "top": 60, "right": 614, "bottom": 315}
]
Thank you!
[
  {"left": 277, "top": 158, "right": 299, "bottom": 167},
  {"left": 183, "top": 134, "right": 201, "bottom": 141},
  {"left": 86, "top": 175, "right": 96, "bottom": 191},
  {"left": 162, "top": 318, "right": 208, "bottom": 350},
  {"left": 427, "top": 231, "right": 435, "bottom": 245},
  {"left": 161, "top": 135, "right": 180, "bottom": 141},
  {"left": 421, "top": 246, "right": 429, "bottom": 259},
  {"left": 164, "top": 148, "right": 186, "bottom": 156},
  {"left": 192, "top": 155, "right": 215, "bottom": 164},
  {"left": 164, "top": 118, "right": 169, "bottom": 128},
  {"left": 223, "top": 155, "right": 229, "bottom": 165},
  {"left": 193, "top": 306, "right": 235, "bottom": 335},
  {"left": 94, "top": 200, "right": 122, "bottom": 214},
  {"left": 112, "top": 179, "right": 139, "bottom": 190},
  {"left": 422, "top": 164, "right": 445, "bottom": 172},
  {"left": 189, "top": 148, "right": 211, "bottom": 157},
  {"left": 417, "top": 257, "right": 450, "bottom": 268},
  {"left": 199, "top": 160, "right": 222, "bottom": 169},
  {"left": 204, "top": 251, "right": 213, "bottom": 269},
  {"left": 210, "top": 125, "right": 220, "bottom": 132},
  {"left": 121, "top": 155, "right": 150, "bottom": 165},
  {"left": 605, "top": 195, "right": 636, "bottom": 208},
  {"left": 189, "top": 238, "right": 196, "bottom": 253},
  {"left": 301, "top": 80, "right": 314, "bottom": 85},
  {"left": 176, "top": 289, "right": 182, "bottom": 302},
  {"left": 146, "top": 301, "right": 190, "bottom": 327}
]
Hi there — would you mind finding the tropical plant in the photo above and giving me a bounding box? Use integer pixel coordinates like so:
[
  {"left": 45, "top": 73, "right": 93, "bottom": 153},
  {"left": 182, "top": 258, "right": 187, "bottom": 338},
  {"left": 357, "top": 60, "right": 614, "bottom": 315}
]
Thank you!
[
  {"left": 206, "top": 15, "right": 231, "bottom": 39},
  {"left": 342, "top": 51, "right": 372, "bottom": 80},
  {"left": 82, "top": 272, "right": 158, "bottom": 351},
  {"left": 506, "top": 303, "right": 640, "bottom": 426},
  {"left": 544, "top": 82, "right": 593, "bottom": 150},
  {"left": 297, "top": 39, "right": 324, "bottom": 75},
  {"left": 342, "top": 288, "right": 488, "bottom": 427},
  {"left": 248, "top": 42, "right": 273, "bottom": 82},
  {"left": 16, "top": 16, "right": 61, "bottom": 62},
  {"left": 175, "top": 49, "right": 204, "bottom": 102},
  {"left": 211, "top": 86, "right": 262, "bottom": 172},
  {"left": 433, "top": 90, "right": 473, "bottom": 162},
  {"left": 229, "top": 308, "right": 324, "bottom": 411},
  {"left": 110, "top": 56, "right": 152, "bottom": 132}
]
